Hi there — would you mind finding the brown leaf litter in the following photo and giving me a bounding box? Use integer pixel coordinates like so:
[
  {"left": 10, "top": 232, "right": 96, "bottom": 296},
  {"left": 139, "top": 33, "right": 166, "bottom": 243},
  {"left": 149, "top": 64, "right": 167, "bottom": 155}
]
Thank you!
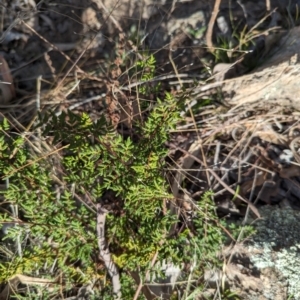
[{"left": 166, "top": 23, "right": 300, "bottom": 300}]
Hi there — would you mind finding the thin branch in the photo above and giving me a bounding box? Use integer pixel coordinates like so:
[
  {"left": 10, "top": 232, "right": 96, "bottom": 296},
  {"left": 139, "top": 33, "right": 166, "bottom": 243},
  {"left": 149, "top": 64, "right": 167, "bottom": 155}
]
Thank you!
[
  {"left": 206, "top": 0, "right": 222, "bottom": 53},
  {"left": 96, "top": 204, "right": 121, "bottom": 299},
  {"left": 266, "top": 0, "right": 271, "bottom": 11}
]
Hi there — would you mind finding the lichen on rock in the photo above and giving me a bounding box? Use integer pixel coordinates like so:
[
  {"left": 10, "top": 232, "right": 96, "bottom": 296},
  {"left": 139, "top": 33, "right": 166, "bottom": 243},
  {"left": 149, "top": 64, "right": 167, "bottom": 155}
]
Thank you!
[{"left": 246, "top": 206, "right": 300, "bottom": 299}]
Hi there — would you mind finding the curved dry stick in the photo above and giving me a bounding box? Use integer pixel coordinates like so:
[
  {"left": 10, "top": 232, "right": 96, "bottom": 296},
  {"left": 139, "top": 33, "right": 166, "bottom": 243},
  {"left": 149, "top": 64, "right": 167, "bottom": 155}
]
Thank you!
[
  {"left": 206, "top": 0, "right": 222, "bottom": 53},
  {"left": 96, "top": 204, "right": 121, "bottom": 299}
]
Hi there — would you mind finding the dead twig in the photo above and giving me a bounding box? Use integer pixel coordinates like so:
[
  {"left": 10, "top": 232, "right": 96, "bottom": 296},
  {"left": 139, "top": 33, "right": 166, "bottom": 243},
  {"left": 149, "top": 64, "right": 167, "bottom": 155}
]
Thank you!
[
  {"left": 94, "top": 0, "right": 143, "bottom": 61},
  {"left": 173, "top": 145, "right": 261, "bottom": 218},
  {"left": 132, "top": 251, "right": 159, "bottom": 300},
  {"left": 20, "top": 20, "right": 86, "bottom": 77},
  {"left": 206, "top": 0, "right": 221, "bottom": 53},
  {"left": 96, "top": 204, "right": 121, "bottom": 299},
  {"left": 266, "top": 0, "right": 271, "bottom": 11}
]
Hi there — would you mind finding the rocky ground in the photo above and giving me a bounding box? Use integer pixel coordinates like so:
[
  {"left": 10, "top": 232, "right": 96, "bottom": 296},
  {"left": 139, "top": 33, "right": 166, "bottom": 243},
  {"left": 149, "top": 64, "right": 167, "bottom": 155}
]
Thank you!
[{"left": 1, "top": 0, "right": 300, "bottom": 299}]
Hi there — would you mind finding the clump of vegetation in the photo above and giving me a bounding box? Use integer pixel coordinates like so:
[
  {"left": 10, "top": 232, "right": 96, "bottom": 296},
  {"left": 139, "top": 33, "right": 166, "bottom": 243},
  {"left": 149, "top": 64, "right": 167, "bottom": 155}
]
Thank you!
[
  {"left": 0, "top": 94, "right": 223, "bottom": 299},
  {"left": 0, "top": 48, "right": 253, "bottom": 299}
]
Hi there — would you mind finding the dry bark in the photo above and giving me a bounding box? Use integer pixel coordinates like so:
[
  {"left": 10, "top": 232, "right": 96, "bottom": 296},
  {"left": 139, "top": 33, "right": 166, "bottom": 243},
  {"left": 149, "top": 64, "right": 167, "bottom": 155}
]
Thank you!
[{"left": 221, "top": 26, "right": 300, "bottom": 112}]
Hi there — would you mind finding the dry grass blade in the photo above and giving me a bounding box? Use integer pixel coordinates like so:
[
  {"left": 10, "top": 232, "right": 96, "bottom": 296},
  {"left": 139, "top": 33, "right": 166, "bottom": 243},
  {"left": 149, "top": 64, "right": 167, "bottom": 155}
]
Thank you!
[
  {"left": 183, "top": 90, "right": 300, "bottom": 211},
  {"left": 0, "top": 274, "right": 57, "bottom": 299},
  {"left": 174, "top": 145, "right": 261, "bottom": 218}
]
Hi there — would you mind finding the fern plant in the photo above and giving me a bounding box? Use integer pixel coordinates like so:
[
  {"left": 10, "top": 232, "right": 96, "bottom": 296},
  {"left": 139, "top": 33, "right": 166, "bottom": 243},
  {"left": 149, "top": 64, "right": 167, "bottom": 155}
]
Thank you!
[
  {"left": 0, "top": 51, "right": 234, "bottom": 298},
  {"left": 0, "top": 91, "right": 189, "bottom": 297}
]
